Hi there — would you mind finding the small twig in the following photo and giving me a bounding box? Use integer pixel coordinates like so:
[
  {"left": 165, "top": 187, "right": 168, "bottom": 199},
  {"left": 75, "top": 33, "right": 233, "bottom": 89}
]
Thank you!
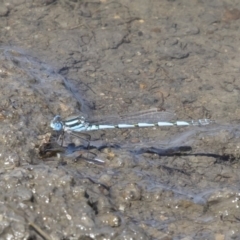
[{"left": 29, "top": 222, "right": 52, "bottom": 240}]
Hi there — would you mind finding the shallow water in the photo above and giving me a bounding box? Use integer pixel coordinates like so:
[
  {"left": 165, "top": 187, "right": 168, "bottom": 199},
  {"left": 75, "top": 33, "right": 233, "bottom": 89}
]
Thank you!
[{"left": 1, "top": 0, "right": 240, "bottom": 239}]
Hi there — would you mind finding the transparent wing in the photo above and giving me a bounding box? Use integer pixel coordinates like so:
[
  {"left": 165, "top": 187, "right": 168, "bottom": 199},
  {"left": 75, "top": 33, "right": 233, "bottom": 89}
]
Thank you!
[{"left": 87, "top": 108, "right": 176, "bottom": 125}]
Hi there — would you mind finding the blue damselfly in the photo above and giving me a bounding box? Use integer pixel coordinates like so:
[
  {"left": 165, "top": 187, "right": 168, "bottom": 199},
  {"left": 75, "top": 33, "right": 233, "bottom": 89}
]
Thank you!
[{"left": 50, "top": 108, "right": 214, "bottom": 133}]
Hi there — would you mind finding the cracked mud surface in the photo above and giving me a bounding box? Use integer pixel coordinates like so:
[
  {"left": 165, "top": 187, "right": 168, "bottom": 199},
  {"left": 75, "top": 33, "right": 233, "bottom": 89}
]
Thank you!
[{"left": 1, "top": 0, "right": 240, "bottom": 239}]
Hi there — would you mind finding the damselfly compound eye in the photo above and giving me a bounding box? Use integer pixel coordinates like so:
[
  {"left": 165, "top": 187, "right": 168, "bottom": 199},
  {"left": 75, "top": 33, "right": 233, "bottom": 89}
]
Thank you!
[{"left": 50, "top": 115, "right": 63, "bottom": 131}]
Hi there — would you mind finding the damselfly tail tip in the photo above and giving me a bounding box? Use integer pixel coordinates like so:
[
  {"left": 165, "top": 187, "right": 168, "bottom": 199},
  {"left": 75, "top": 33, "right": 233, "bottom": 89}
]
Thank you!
[{"left": 199, "top": 119, "right": 215, "bottom": 126}]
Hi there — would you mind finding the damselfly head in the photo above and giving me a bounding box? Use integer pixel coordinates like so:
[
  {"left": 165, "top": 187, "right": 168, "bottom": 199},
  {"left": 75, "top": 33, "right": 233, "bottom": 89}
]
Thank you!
[{"left": 50, "top": 115, "right": 63, "bottom": 131}]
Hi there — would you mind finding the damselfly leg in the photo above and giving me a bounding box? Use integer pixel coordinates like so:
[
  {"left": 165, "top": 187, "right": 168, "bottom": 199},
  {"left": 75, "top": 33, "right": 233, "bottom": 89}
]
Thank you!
[
  {"left": 38, "top": 142, "right": 63, "bottom": 158},
  {"left": 73, "top": 150, "right": 105, "bottom": 165},
  {"left": 39, "top": 139, "right": 104, "bottom": 165},
  {"left": 62, "top": 131, "right": 92, "bottom": 160}
]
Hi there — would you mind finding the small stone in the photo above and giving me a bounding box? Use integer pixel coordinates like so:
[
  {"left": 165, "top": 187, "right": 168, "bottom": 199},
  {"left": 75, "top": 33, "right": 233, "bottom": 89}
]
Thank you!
[
  {"left": 133, "top": 69, "right": 140, "bottom": 75},
  {"left": 125, "top": 59, "right": 132, "bottom": 63},
  {"left": 15, "top": 187, "right": 33, "bottom": 202},
  {"left": 139, "top": 83, "right": 146, "bottom": 89},
  {"left": 97, "top": 213, "right": 121, "bottom": 227},
  {"left": 225, "top": 83, "right": 234, "bottom": 92},
  {"left": 121, "top": 183, "right": 142, "bottom": 201},
  {"left": 0, "top": 6, "right": 9, "bottom": 17},
  {"left": 98, "top": 174, "right": 112, "bottom": 187},
  {"left": 223, "top": 8, "right": 240, "bottom": 21}
]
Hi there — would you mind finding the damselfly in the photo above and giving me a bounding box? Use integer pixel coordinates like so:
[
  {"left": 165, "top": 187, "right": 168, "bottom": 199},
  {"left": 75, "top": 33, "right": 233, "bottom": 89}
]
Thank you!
[{"left": 50, "top": 108, "right": 214, "bottom": 133}]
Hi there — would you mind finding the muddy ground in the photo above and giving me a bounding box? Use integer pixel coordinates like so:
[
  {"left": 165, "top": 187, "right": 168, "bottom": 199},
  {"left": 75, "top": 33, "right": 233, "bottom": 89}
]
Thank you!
[{"left": 0, "top": 0, "right": 240, "bottom": 239}]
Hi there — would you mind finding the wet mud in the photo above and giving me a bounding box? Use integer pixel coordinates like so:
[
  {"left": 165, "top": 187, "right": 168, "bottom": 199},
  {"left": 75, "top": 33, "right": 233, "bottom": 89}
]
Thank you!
[{"left": 1, "top": 0, "right": 240, "bottom": 239}]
